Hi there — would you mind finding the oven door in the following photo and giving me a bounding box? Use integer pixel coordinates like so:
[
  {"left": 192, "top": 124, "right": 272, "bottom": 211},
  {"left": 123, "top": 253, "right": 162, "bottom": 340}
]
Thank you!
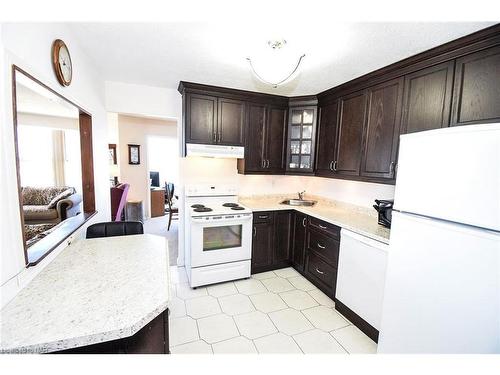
[{"left": 190, "top": 215, "right": 252, "bottom": 267}]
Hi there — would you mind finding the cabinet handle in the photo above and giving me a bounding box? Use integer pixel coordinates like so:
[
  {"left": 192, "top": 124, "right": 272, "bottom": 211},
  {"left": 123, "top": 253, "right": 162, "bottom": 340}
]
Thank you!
[
  {"left": 318, "top": 224, "right": 327, "bottom": 229},
  {"left": 317, "top": 243, "right": 326, "bottom": 249},
  {"left": 302, "top": 217, "right": 307, "bottom": 227},
  {"left": 258, "top": 215, "right": 268, "bottom": 219},
  {"left": 266, "top": 160, "right": 270, "bottom": 168},
  {"left": 253, "top": 227, "right": 256, "bottom": 237},
  {"left": 329, "top": 161, "right": 334, "bottom": 171},
  {"left": 261, "top": 160, "right": 265, "bottom": 168},
  {"left": 315, "top": 267, "right": 324, "bottom": 275},
  {"left": 332, "top": 161, "right": 338, "bottom": 172},
  {"left": 389, "top": 161, "right": 395, "bottom": 175}
]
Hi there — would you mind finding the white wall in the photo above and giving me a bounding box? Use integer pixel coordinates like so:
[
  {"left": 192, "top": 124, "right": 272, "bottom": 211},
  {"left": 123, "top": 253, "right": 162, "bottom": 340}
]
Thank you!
[
  {"left": 0, "top": 23, "right": 109, "bottom": 307},
  {"left": 117, "top": 114, "right": 177, "bottom": 218},
  {"left": 105, "top": 81, "right": 182, "bottom": 122}
]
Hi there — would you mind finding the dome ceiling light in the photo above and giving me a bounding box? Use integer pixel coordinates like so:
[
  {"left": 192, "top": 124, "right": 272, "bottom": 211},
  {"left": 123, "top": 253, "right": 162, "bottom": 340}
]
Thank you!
[{"left": 247, "top": 39, "right": 305, "bottom": 88}]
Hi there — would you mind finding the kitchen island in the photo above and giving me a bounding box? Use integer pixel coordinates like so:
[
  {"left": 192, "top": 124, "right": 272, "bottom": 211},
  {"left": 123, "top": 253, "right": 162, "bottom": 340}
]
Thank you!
[{"left": 0, "top": 234, "right": 171, "bottom": 354}]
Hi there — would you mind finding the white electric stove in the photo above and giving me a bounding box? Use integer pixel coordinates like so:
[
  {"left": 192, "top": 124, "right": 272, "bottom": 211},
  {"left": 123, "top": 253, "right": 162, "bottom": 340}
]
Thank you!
[{"left": 184, "top": 184, "right": 252, "bottom": 287}]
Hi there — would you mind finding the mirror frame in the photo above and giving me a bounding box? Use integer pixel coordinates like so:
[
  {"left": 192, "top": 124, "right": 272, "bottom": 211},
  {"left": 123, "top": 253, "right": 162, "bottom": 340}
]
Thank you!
[{"left": 11, "top": 65, "right": 97, "bottom": 266}]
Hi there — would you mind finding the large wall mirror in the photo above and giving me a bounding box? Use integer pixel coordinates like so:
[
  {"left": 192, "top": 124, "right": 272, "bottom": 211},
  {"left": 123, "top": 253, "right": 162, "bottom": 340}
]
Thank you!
[{"left": 12, "top": 66, "right": 96, "bottom": 266}]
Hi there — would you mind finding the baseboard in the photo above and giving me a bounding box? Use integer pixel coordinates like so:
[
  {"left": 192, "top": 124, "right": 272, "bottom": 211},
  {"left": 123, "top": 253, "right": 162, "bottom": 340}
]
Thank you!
[{"left": 335, "top": 299, "right": 379, "bottom": 343}]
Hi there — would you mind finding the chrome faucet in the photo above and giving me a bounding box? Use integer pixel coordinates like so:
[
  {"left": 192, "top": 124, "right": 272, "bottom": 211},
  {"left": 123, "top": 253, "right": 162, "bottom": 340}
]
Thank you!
[{"left": 298, "top": 190, "right": 306, "bottom": 200}]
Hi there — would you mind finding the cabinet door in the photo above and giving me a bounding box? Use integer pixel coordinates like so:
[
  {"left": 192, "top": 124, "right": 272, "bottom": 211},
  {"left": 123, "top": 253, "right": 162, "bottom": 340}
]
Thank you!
[
  {"left": 334, "top": 91, "right": 367, "bottom": 176},
  {"left": 401, "top": 61, "right": 454, "bottom": 134},
  {"left": 185, "top": 93, "right": 217, "bottom": 144},
  {"left": 218, "top": 98, "right": 245, "bottom": 146},
  {"left": 315, "top": 101, "right": 338, "bottom": 176},
  {"left": 265, "top": 106, "right": 287, "bottom": 173},
  {"left": 451, "top": 45, "right": 500, "bottom": 126},
  {"left": 361, "top": 78, "right": 404, "bottom": 179},
  {"left": 286, "top": 106, "right": 316, "bottom": 174},
  {"left": 244, "top": 103, "right": 267, "bottom": 172},
  {"left": 251, "top": 221, "right": 274, "bottom": 273},
  {"left": 292, "top": 212, "right": 307, "bottom": 273},
  {"left": 274, "top": 211, "right": 292, "bottom": 267}
]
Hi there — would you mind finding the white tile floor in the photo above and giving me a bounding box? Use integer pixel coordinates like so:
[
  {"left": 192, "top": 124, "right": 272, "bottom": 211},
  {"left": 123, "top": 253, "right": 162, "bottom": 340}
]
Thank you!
[{"left": 168, "top": 266, "right": 377, "bottom": 354}]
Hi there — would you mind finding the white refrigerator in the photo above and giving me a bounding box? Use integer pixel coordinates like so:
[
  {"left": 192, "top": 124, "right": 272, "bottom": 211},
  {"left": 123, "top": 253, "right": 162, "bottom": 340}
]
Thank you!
[{"left": 378, "top": 123, "right": 500, "bottom": 354}]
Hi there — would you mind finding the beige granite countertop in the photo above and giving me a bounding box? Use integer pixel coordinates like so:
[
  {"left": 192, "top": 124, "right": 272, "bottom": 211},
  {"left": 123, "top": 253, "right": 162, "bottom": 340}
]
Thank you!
[
  {"left": 239, "top": 194, "right": 390, "bottom": 244},
  {"left": 0, "top": 234, "right": 170, "bottom": 353}
]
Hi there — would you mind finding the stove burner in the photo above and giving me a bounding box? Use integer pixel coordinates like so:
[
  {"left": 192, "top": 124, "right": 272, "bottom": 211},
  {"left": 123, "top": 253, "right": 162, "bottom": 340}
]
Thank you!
[
  {"left": 193, "top": 207, "right": 213, "bottom": 213},
  {"left": 222, "top": 203, "right": 239, "bottom": 207},
  {"left": 191, "top": 204, "right": 205, "bottom": 209},
  {"left": 231, "top": 206, "right": 245, "bottom": 211}
]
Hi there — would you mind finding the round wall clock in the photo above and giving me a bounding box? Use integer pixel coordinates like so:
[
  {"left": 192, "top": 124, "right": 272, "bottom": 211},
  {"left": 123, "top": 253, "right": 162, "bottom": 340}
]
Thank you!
[{"left": 52, "top": 39, "right": 72, "bottom": 86}]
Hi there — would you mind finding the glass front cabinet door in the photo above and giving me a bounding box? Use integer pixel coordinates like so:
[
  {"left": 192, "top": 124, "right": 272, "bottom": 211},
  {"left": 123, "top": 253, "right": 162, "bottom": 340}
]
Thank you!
[{"left": 286, "top": 103, "right": 317, "bottom": 174}]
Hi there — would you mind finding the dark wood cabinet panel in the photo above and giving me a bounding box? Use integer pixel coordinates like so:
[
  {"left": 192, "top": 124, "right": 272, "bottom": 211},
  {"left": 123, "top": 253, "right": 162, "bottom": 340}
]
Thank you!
[
  {"left": 305, "top": 250, "right": 337, "bottom": 298},
  {"left": 315, "top": 101, "right": 338, "bottom": 176},
  {"left": 361, "top": 78, "right": 403, "bottom": 179},
  {"left": 242, "top": 103, "right": 266, "bottom": 172},
  {"left": 401, "top": 61, "right": 454, "bottom": 134},
  {"left": 335, "top": 91, "right": 367, "bottom": 176},
  {"left": 218, "top": 98, "right": 245, "bottom": 145},
  {"left": 185, "top": 93, "right": 217, "bottom": 144},
  {"left": 265, "top": 106, "right": 287, "bottom": 173},
  {"left": 57, "top": 309, "right": 169, "bottom": 354},
  {"left": 251, "top": 216, "right": 275, "bottom": 273},
  {"left": 452, "top": 45, "right": 500, "bottom": 126},
  {"left": 292, "top": 212, "right": 307, "bottom": 273},
  {"left": 274, "top": 211, "right": 292, "bottom": 267}
]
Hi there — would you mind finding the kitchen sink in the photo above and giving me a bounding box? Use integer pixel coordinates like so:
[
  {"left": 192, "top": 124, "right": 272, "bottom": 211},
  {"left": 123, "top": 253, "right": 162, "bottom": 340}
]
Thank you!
[{"left": 280, "top": 199, "right": 317, "bottom": 207}]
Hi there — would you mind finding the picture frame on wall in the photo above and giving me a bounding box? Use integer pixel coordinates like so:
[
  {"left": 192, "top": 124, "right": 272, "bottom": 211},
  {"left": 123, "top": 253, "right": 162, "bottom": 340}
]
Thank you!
[
  {"left": 108, "top": 143, "right": 117, "bottom": 165},
  {"left": 128, "top": 144, "right": 140, "bottom": 165}
]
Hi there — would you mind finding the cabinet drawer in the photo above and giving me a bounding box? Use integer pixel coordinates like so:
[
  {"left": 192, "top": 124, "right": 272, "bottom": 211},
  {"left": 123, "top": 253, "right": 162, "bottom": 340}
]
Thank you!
[
  {"left": 308, "top": 217, "right": 340, "bottom": 239},
  {"left": 307, "top": 229, "right": 339, "bottom": 267},
  {"left": 305, "top": 251, "right": 337, "bottom": 297},
  {"left": 253, "top": 212, "right": 274, "bottom": 224}
]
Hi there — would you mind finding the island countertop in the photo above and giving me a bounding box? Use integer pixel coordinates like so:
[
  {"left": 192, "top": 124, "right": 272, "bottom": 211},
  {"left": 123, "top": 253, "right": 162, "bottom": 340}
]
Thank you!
[
  {"left": 0, "top": 234, "right": 170, "bottom": 353},
  {"left": 239, "top": 195, "right": 390, "bottom": 244}
]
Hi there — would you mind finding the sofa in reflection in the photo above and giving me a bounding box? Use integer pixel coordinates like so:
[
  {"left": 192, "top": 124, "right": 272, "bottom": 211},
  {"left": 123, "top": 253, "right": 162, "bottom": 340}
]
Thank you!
[{"left": 22, "top": 186, "right": 82, "bottom": 225}]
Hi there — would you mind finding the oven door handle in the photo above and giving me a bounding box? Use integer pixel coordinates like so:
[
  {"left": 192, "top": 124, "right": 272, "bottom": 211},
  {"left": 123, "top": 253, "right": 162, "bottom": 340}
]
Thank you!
[{"left": 191, "top": 215, "right": 253, "bottom": 224}]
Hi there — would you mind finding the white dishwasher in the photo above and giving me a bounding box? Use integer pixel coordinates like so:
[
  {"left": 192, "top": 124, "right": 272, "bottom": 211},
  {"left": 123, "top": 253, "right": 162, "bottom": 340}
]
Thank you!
[{"left": 336, "top": 229, "right": 389, "bottom": 330}]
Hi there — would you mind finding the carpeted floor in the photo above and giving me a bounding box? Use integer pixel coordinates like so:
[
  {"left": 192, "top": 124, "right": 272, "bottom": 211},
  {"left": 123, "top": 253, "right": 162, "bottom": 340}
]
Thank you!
[{"left": 143, "top": 215, "right": 179, "bottom": 265}]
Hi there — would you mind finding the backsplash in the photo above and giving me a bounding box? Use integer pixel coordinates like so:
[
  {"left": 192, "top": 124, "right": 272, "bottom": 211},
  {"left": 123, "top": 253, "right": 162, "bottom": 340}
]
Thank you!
[{"left": 180, "top": 157, "right": 395, "bottom": 209}]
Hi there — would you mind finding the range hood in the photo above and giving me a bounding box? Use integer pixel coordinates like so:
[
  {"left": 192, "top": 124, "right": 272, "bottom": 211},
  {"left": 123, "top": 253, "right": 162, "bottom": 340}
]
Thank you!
[{"left": 186, "top": 143, "right": 244, "bottom": 158}]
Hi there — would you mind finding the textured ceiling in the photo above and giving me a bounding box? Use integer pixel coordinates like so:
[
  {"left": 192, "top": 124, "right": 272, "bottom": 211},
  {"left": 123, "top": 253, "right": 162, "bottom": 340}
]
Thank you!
[{"left": 70, "top": 22, "right": 494, "bottom": 96}]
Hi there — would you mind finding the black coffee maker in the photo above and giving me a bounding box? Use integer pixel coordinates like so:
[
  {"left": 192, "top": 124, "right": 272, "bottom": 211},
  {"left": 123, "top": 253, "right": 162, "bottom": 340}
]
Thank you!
[{"left": 373, "top": 199, "right": 394, "bottom": 228}]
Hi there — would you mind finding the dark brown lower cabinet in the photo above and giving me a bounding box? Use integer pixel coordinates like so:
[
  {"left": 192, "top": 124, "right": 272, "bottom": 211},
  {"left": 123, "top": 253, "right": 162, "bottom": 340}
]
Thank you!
[
  {"left": 251, "top": 211, "right": 292, "bottom": 274},
  {"left": 292, "top": 212, "right": 308, "bottom": 273},
  {"left": 274, "top": 211, "right": 293, "bottom": 268},
  {"left": 56, "top": 309, "right": 170, "bottom": 354}
]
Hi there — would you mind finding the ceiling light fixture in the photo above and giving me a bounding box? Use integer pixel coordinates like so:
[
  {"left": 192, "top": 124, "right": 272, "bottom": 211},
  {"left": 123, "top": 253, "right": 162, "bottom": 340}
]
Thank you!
[{"left": 247, "top": 39, "right": 305, "bottom": 88}]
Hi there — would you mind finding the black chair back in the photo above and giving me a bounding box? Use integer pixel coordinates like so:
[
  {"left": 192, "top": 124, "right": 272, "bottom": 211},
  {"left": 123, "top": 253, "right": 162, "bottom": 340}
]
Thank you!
[{"left": 86, "top": 221, "right": 144, "bottom": 239}]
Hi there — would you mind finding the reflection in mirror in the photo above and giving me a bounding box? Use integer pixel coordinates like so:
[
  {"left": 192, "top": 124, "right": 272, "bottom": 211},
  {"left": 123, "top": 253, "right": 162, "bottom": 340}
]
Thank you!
[{"left": 14, "top": 69, "right": 85, "bottom": 264}]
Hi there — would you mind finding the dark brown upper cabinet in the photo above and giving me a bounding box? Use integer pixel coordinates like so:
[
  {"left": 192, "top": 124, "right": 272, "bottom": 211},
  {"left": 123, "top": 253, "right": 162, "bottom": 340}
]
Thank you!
[
  {"left": 242, "top": 102, "right": 267, "bottom": 172},
  {"left": 334, "top": 91, "right": 368, "bottom": 176},
  {"left": 185, "top": 93, "right": 218, "bottom": 144},
  {"left": 360, "top": 78, "right": 404, "bottom": 180},
  {"left": 265, "top": 106, "right": 287, "bottom": 173},
  {"left": 217, "top": 98, "right": 245, "bottom": 145},
  {"left": 185, "top": 93, "right": 245, "bottom": 146},
  {"left": 239, "top": 104, "right": 287, "bottom": 174},
  {"left": 451, "top": 45, "right": 500, "bottom": 126},
  {"left": 315, "top": 100, "right": 339, "bottom": 176},
  {"left": 286, "top": 98, "right": 317, "bottom": 175},
  {"left": 401, "top": 61, "right": 455, "bottom": 134}
]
